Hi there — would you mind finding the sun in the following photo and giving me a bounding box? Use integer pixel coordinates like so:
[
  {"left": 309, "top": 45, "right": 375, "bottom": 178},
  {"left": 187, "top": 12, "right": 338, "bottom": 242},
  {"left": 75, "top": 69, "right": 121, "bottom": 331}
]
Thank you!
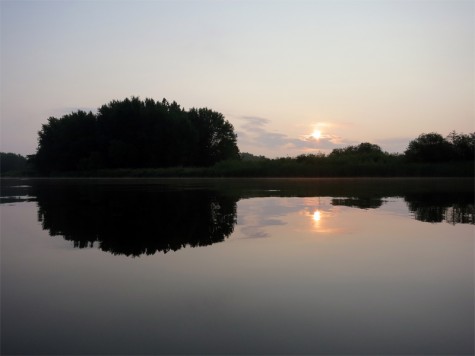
[{"left": 311, "top": 130, "right": 321, "bottom": 140}]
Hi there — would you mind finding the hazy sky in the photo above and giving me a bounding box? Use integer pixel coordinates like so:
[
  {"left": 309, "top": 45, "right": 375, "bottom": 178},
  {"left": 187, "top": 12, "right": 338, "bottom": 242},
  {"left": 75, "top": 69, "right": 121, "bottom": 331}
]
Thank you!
[{"left": 1, "top": 0, "right": 473, "bottom": 157}]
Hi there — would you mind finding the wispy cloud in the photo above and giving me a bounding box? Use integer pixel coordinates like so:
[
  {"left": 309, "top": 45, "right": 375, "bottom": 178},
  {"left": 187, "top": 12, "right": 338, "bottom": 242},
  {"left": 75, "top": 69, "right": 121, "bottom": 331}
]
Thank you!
[{"left": 236, "top": 116, "right": 351, "bottom": 156}]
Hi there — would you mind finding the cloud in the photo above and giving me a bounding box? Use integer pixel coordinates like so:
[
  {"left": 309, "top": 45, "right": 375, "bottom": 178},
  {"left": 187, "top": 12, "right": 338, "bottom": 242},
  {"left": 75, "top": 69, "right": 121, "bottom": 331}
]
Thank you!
[
  {"left": 236, "top": 116, "right": 289, "bottom": 149},
  {"left": 236, "top": 197, "right": 347, "bottom": 239},
  {"left": 240, "top": 116, "right": 270, "bottom": 132},
  {"left": 236, "top": 115, "right": 351, "bottom": 156},
  {"left": 291, "top": 134, "right": 353, "bottom": 150}
]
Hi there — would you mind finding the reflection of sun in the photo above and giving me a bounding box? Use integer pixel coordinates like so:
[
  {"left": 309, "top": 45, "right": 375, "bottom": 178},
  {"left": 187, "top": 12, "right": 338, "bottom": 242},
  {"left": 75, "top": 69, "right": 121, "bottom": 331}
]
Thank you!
[
  {"left": 313, "top": 210, "right": 321, "bottom": 222},
  {"left": 311, "top": 130, "right": 321, "bottom": 140},
  {"left": 304, "top": 208, "right": 339, "bottom": 234},
  {"left": 300, "top": 199, "right": 343, "bottom": 236}
]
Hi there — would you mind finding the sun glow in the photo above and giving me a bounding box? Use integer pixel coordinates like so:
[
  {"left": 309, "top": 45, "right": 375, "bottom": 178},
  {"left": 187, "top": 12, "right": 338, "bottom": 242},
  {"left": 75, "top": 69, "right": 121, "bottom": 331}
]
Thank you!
[
  {"left": 311, "top": 130, "right": 321, "bottom": 140},
  {"left": 310, "top": 209, "right": 326, "bottom": 231},
  {"left": 313, "top": 210, "right": 321, "bottom": 222}
]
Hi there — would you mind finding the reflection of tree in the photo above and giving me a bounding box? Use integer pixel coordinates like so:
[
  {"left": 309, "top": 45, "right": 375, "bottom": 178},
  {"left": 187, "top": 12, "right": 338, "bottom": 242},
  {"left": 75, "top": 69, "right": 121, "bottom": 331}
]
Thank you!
[
  {"left": 331, "top": 197, "right": 383, "bottom": 209},
  {"left": 3, "top": 177, "right": 473, "bottom": 258},
  {"left": 445, "top": 204, "right": 475, "bottom": 225},
  {"left": 404, "top": 193, "right": 474, "bottom": 224},
  {"left": 34, "top": 184, "right": 237, "bottom": 256}
]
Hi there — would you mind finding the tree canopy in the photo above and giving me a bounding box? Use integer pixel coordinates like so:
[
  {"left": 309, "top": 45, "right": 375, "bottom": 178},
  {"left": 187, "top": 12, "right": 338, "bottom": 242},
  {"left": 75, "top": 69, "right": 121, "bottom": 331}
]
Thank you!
[
  {"left": 22, "top": 100, "right": 475, "bottom": 177},
  {"left": 34, "top": 97, "right": 239, "bottom": 173},
  {"left": 329, "top": 142, "right": 385, "bottom": 161},
  {"left": 405, "top": 132, "right": 474, "bottom": 162},
  {"left": 0, "top": 152, "right": 28, "bottom": 175}
]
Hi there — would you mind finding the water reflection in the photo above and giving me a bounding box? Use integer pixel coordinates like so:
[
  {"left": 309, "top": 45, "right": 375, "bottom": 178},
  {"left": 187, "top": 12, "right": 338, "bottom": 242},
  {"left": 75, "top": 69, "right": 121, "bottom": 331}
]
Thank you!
[
  {"left": 405, "top": 192, "right": 474, "bottom": 224},
  {"left": 32, "top": 183, "right": 237, "bottom": 256},
  {"left": 332, "top": 197, "right": 383, "bottom": 209},
  {"left": 297, "top": 198, "right": 335, "bottom": 233},
  {"left": 2, "top": 178, "right": 473, "bottom": 355},
  {"left": 307, "top": 208, "right": 335, "bottom": 233},
  {"left": 312, "top": 210, "right": 321, "bottom": 222},
  {"left": 331, "top": 194, "right": 474, "bottom": 224},
  {"left": 0, "top": 178, "right": 473, "bottom": 256}
]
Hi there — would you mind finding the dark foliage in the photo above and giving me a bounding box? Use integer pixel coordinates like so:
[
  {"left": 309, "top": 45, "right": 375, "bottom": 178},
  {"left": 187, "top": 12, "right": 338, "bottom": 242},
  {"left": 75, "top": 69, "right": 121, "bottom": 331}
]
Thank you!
[
  {"left": 35, "top": 111, "right": 97, "bottom": 173},
  {"left": 329, "top": 142, "right": 384, "bottom": 160},
  {"left": 0, "top": 152, "right": 28, "bottom": 175},
  {"left": 447, "top": 131, "right": 475, "bottom": 160},
  {"left": 405, "top": 132, "right": 475, "bottom": 162},
  {"left": 26, "top": 106, "right": 475, "bottom": 178},
  {"left": 34, "top": 97, "right": 239, "bottom": 174}
]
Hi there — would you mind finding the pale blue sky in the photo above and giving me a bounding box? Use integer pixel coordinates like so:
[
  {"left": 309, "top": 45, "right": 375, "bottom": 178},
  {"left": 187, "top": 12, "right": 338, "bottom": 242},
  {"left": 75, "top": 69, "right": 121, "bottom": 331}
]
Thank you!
[{"left": 1, "top": 0, "right": 473, "bottom": 157}]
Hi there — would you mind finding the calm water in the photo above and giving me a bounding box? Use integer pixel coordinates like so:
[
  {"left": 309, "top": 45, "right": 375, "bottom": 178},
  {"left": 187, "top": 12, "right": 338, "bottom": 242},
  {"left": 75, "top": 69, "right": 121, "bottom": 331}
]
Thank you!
[{"left": 1, "top": 178, "right": 474, "bottom": 355}]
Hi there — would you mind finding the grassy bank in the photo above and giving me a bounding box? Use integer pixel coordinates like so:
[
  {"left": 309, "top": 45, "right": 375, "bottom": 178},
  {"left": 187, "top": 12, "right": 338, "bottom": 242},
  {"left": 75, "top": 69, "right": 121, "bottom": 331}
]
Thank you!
[{"left": 14, "top": 159, "right": 472, "bottom": 178}]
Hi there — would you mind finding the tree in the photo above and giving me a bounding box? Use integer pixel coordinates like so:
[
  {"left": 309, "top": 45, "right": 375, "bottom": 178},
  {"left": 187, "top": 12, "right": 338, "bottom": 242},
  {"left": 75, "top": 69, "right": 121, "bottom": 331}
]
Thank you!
[
  {"left": 35, "top": 111, "right": 97, "bottom": 173},
  {"left": 240, "top": 152, "right": 268, "bottom": 162},
  {"left": 329, "top": 142, "right": 386, "bottom": 162},
  {"left": 447, "top": 131, "right": 475, "bottom": 160},
  {"left": 34, "top": 97, "right": 240, "bottom": 173},
  {"left": 188, "top": 108, "right": 240, "bottom": 166},
  {"left": 0, "top": 152, "right": 28, "bottom": 175},
  {"left": 330, "top": 142, "right": 382, "bottom": 156},
  {"left": 405, "top": 133, "right": 454, "bottom": 162}
]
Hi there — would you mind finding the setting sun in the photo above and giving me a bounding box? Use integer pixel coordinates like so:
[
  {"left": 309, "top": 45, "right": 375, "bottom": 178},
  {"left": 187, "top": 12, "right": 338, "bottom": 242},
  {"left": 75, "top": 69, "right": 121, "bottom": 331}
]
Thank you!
[{"left": 311, "top": 130, "right": 321, "bottom": 140}]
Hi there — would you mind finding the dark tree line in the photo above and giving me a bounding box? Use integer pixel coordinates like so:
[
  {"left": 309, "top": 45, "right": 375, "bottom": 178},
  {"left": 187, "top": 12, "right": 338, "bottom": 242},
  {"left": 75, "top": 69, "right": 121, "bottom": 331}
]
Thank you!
[
  {"left": 327, "top": 142, "right": 389, "bottom": 163},
  {"left": 0, "top": 152, "right": 28, "bottom": 175},
  {"left": 293, "top": 132, "right": 474, "bottom": 168},
  {"left": 327, "top": 133, "right": 474, "bottom": 163},
  {"left": 229, "top": 134, "right": 473, "bottom": 177},
  {"left": 3, "top": 106, "right": 473, "bottom": 177},
  {"left": 33, "top": 97, "right": 240, "bottom": 174},
  {"left": 404, "top": 131, "right": 474, "bottom": 162}
]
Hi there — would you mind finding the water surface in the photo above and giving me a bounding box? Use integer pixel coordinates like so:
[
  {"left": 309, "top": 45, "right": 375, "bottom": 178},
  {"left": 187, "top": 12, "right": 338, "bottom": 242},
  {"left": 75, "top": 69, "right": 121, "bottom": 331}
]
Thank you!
[{"left": 1, "top": 178, "right": 473, "bottom": 354}]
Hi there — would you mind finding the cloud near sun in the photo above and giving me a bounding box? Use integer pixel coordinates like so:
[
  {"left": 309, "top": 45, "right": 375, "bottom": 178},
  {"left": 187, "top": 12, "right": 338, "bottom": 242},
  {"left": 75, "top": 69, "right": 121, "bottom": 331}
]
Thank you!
[{"left": 236, "top": 116, "right": 350, "bottom": 156}]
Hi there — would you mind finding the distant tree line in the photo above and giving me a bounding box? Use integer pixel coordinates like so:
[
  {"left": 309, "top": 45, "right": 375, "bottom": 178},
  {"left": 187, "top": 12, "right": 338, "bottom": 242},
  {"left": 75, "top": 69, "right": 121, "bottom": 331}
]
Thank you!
[
  {"left": 1, "top": 95, "right": 473, "bottom": 177},
  {"left": 320, "top": 132, "right": 474, "bottom": 163},
  {"left": 31, "top": 97, "right": 239, "bottom": 174},
  {"left": 231, "top": 132, "right": 473, "bottom": 177},
  {"left": 404, "top": 131, "right": 474, "bottom": 162},
  {"left": 0, "top": 152, "right": 28, "bottom": 175}
]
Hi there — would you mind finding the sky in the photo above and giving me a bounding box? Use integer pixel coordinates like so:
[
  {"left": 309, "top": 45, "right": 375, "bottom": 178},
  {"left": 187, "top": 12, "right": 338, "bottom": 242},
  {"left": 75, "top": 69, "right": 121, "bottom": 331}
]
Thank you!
[{"left": 1, "top": 0, "right": 473, "bottom": 157}]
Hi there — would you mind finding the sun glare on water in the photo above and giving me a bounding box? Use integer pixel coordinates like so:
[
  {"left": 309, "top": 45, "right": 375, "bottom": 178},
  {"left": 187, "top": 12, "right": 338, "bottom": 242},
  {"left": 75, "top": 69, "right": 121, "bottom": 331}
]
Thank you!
[{"left": 313, "top": 210, "right": 321, "bottom": 221}]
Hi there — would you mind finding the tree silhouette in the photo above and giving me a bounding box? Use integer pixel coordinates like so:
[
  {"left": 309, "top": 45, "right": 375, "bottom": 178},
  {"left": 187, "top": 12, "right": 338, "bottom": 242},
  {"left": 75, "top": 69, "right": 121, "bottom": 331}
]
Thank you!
[
  {"left": 405, "top": 133, "right": 454, "bottom": 162},
  {"left": 188, "top": 108, "right": 240, "bottom": 166},
  {"left": 35, "top": 111, "right": 97, "bottom": 173},
  {"left": 446, "top": 131, "right": 475, "bottom": 161},
  {"left": 0, "top": 152, "right": 28, "bottom": 175},
  {"left": 34, "top": 97, "right": 240, "bottom": 173},
  {"left": 329, "top": 142, "right": 387, "bottom": 163}
]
